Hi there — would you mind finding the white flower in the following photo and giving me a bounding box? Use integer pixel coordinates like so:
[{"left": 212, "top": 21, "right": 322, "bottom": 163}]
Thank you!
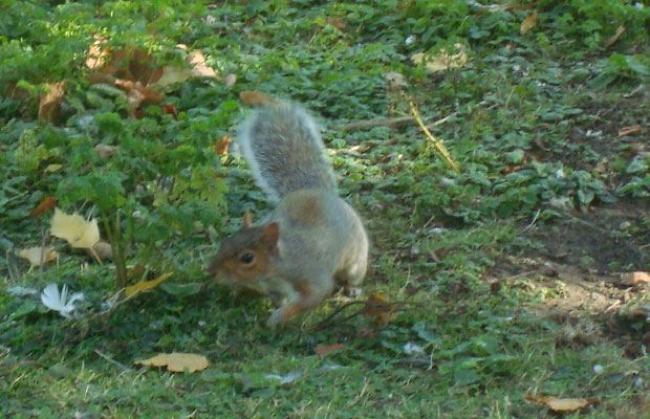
[
  {"left": 405, "top": 35, "right": 416, "bottom": 46},
  {"left": 40, "top": 283, "right": 84, "bottom": 319}
]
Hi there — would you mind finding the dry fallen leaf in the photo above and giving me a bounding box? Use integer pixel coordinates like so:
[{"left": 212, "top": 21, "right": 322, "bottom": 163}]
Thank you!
[
  {"left": 154, "top": 65, "right": 195, "bottom": 88},
  {"left": 188, "top": 50, "right": 218, "bottom": 78},
  {"left": 123, "top": 272, "right": 173, "bottom": 300},
  {"left": 135, "top": 352, "right": 209, "bottom": 373},
  {"left": 224, "top": 73, "right": 237, "bottom": 88},
  {"left": 38, "top": 82, "right": 66, "bottom": 123},
  {"left": 239, "top": 90, "right": 275, "bottom": 106},
  {"left": 162, "top": 104, "right": 178, "bottom": 118},
  {"left": 30, "top": 196, "right": 58, "bottom": 218},
  {"left": 315, "top": 343, "right": 346, "bottom": 357},
  {"left": 326, "top": 17, "right": 347, "bottom": 31},
  {"left": 605, "top": 25, "right": 626, "bottom": 48},
  {"left": 91, "top": 240, "right": 113, "bottom": 261},
  {"left": 363, "top": 292, "right": 396, "bottom": 326},
  {"left": 411, "top": 44, "right": 469, "bottom": 74},
  {"left": 50, "top": 208, "right": 100, "bottom": 249},
  {"left": 86, "top": 35, "right": 110, "bottom": 70},
  {"left": 526, "top": 394, "right": 596, "bottom": 412},
  {"left": 618, "top": 124, "right": 642, "bottom": 137},
  {"left": 44, "top": 164, "right": 63, "bottom": 173},
  {"left": 620, "top": 271, "right": 650, "bottom": 286},
  {"left": 384, "top": 71, "right": 408, "bottom": 91},
  {"left": 95, "top": 144, "right": 118, "bottom": 159},
  {"left": 520, "top": 12, "right": 539, "bottom": 35},
  {"left": 18, "top": 246, "right": 59, "bottom": 267},
  {"left": 214, "top": 135, "right": 232, "bottom": 156}
]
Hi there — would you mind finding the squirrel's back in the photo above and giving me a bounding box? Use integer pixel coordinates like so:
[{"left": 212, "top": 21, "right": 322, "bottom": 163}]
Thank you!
[{"left": 238, "top": 103, "right": 337, "bottom": 201}]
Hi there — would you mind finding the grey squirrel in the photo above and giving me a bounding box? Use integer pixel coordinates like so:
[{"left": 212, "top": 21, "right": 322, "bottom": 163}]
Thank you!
[{"left": 208, "top": 102, "right": 369, "bottom": 327}]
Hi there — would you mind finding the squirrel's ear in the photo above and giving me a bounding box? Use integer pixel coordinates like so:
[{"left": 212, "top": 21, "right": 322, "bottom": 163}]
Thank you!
[
  {"left": 242, "top": 211, "right": 253, "bottom": 228},
  {"left": 261, "top": 222, "right": 280, "bottom": 248}
]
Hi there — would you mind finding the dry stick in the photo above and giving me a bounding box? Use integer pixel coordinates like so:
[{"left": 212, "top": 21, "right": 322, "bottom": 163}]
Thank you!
[
  {"left": 312, "top": 300, "right": 366, "bottom": 330},
  {"left": 337, "top": 112, "right": 456, "bottom": 132},
  {"left": 39, "top": 228, "right": 47, "bottom": 273},
  {"left": 94, "top": 349, "right": 132, "bottom": 372},
  {"left": 407, "top": 98, "right": 460, "bottom": 172},
  {"left": 337, "top": 116, "right": 413, "bottom": 131}
]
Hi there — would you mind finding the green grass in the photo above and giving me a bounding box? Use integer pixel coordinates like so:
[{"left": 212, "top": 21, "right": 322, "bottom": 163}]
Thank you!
[{"left": 2, "top": 1, "right": 650, "bottom": 417}]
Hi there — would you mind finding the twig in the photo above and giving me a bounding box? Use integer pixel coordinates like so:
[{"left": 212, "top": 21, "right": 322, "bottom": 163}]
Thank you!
[
  {"left": 407, "top": 98, "right": 460, "bottom": 172},
  {"left": 336, "top": 112, "right": 456, "bottom": 132},
  {"left": 39, "top": 228, "right": 47, "bottom": 273},
  {"left": 522, "top": 208, "right": 542, "bottom": 232},
  {"left": 312, "top": 300, "right": 366, "bottom": 330},
  {"left": 94, "top": 349, "right": 132, "bottom": 372},
  {"left": 337, "top": 116, "right": 413, "bottom": 131}
]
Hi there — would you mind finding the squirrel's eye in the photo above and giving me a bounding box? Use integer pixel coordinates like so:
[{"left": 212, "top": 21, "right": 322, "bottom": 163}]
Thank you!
[{"left": 239, "top": 251, "right": 256, "bottom": 265}]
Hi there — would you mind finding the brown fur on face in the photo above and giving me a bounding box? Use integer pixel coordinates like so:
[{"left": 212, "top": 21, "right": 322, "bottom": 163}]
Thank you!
[{"left": 208, "top": 222, "right": 280, "bottom": 285}]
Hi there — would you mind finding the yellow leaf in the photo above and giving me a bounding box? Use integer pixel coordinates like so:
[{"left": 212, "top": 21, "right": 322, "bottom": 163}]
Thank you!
[
  {"left": 526, "top": 394, "right": 596, "bottom": 412},
  {"left": 123, "top": 272, "right": 173, "bottom": 299},
  {"left": 188, "top": 50, "right": 218, "bottom": 78},
  {"left": 18, "top": 246, "right": 59, "bottom": 267},
  {"left": 50, "top": 208, "right": 100, "bottom": 249},
  {"left": 520, "top": 12, "right": 538, "bottom": 35},
  {"left": 135, "top": 352, "right": 209, "bottom": 373},
  {"left": 38, "top": 82, "right": 66, "bottom": 123},
  {"left": 154, "top": 65, "right": 194, "bottom": 88},
  {"left": 44, "top": 164, "right": 63, "bottom": 173},
  {"left": 411, "top": 44, "right": 469, "bottom": 74}
]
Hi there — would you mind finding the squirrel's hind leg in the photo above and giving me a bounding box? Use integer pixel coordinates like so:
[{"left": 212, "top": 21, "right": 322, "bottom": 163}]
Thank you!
[{"left": 335, "top": 255, "right": 368, "bottom": 298}]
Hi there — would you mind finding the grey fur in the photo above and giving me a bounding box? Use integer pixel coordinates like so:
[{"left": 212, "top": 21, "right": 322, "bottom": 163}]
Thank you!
[{"left": 238, "top": 103, "right": 337, "bottom": 201}]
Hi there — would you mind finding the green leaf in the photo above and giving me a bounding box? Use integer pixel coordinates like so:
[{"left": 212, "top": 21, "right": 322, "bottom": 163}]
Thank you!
[{"left": 160, "top": 282, "right": 203, "bottom": 297}]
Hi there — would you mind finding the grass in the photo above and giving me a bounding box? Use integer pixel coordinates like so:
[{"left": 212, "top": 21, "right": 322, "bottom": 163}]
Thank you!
[{"left": 1, "top": 1, "right": 649, "bottom": 417}]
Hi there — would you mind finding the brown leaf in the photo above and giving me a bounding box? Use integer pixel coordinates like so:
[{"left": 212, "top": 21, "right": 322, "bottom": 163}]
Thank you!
[
  {"left": 91, "top": 240, "right": 113, "bottom": 261},
  {"left": 605, "top": 25, "right": 626, "bottom": 48},
  {"left": 326, "top": 17, "right": 347, "bottom": 31},
  {"left": 214, "top": 135, "right": 232, "bottom": 156},
  {"left": 135, "top": 352, "right": 209, "bottom": 373},
  {"left": 162, "top": 104, "right": 178, "bottom": 118},
  {"left": 38, "top": 82, "right": 66, "bottom": 123},
  {"left": 520, "top": 12, "right": 539, "bottom": 35},
  {"left": 315, "top": 343, "right": 346, "bottom": 357},
  {"left": 618, "top": 124, "right": 642, "bottom": 137},
  {"left": 30, "top": 196, "right": 58, "bottom": 218},
  {"left": 363, "top": 292, "right": 396, "bottom": 326},
  {"left": 95, "top": 144, "right": 118, "bottom": 159},
  {"left": 620, "top": 271, "right": 650, "bottom": 286},
  {"left": 114, "top": 79, "right": 164, "bottom": 116},
  {"left": 525, "top": 394, "right": 596, "bottom": 412},
  {"left": 86, "top": 35, "right": 110, "bottom": 70},
  {"left": 239, "top": 90, "right": 275, "bottom": 106}
]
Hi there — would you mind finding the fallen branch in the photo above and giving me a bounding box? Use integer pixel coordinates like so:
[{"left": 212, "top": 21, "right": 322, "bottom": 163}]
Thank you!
[
  {"left": 337, "top": 112, "right": 456, "bottom": 132},
  {"left": 407, "top": 98, "right": 460, "bottom": 172}
]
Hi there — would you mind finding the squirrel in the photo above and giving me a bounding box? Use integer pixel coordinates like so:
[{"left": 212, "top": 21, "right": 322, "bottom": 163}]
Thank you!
[{"left": 208, "top": 102, "right": 369, "bottom": 327}]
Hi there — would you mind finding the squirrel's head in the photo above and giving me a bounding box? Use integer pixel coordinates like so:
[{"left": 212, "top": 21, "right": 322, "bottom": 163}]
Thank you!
[{"left": 208, "top": 222, "right": 280, "bottom": 285}]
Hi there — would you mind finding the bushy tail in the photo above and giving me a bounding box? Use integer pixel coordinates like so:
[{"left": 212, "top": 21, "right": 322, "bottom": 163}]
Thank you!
[{"left": 238, "top": 102, "right": 337, "bottom": 201}]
